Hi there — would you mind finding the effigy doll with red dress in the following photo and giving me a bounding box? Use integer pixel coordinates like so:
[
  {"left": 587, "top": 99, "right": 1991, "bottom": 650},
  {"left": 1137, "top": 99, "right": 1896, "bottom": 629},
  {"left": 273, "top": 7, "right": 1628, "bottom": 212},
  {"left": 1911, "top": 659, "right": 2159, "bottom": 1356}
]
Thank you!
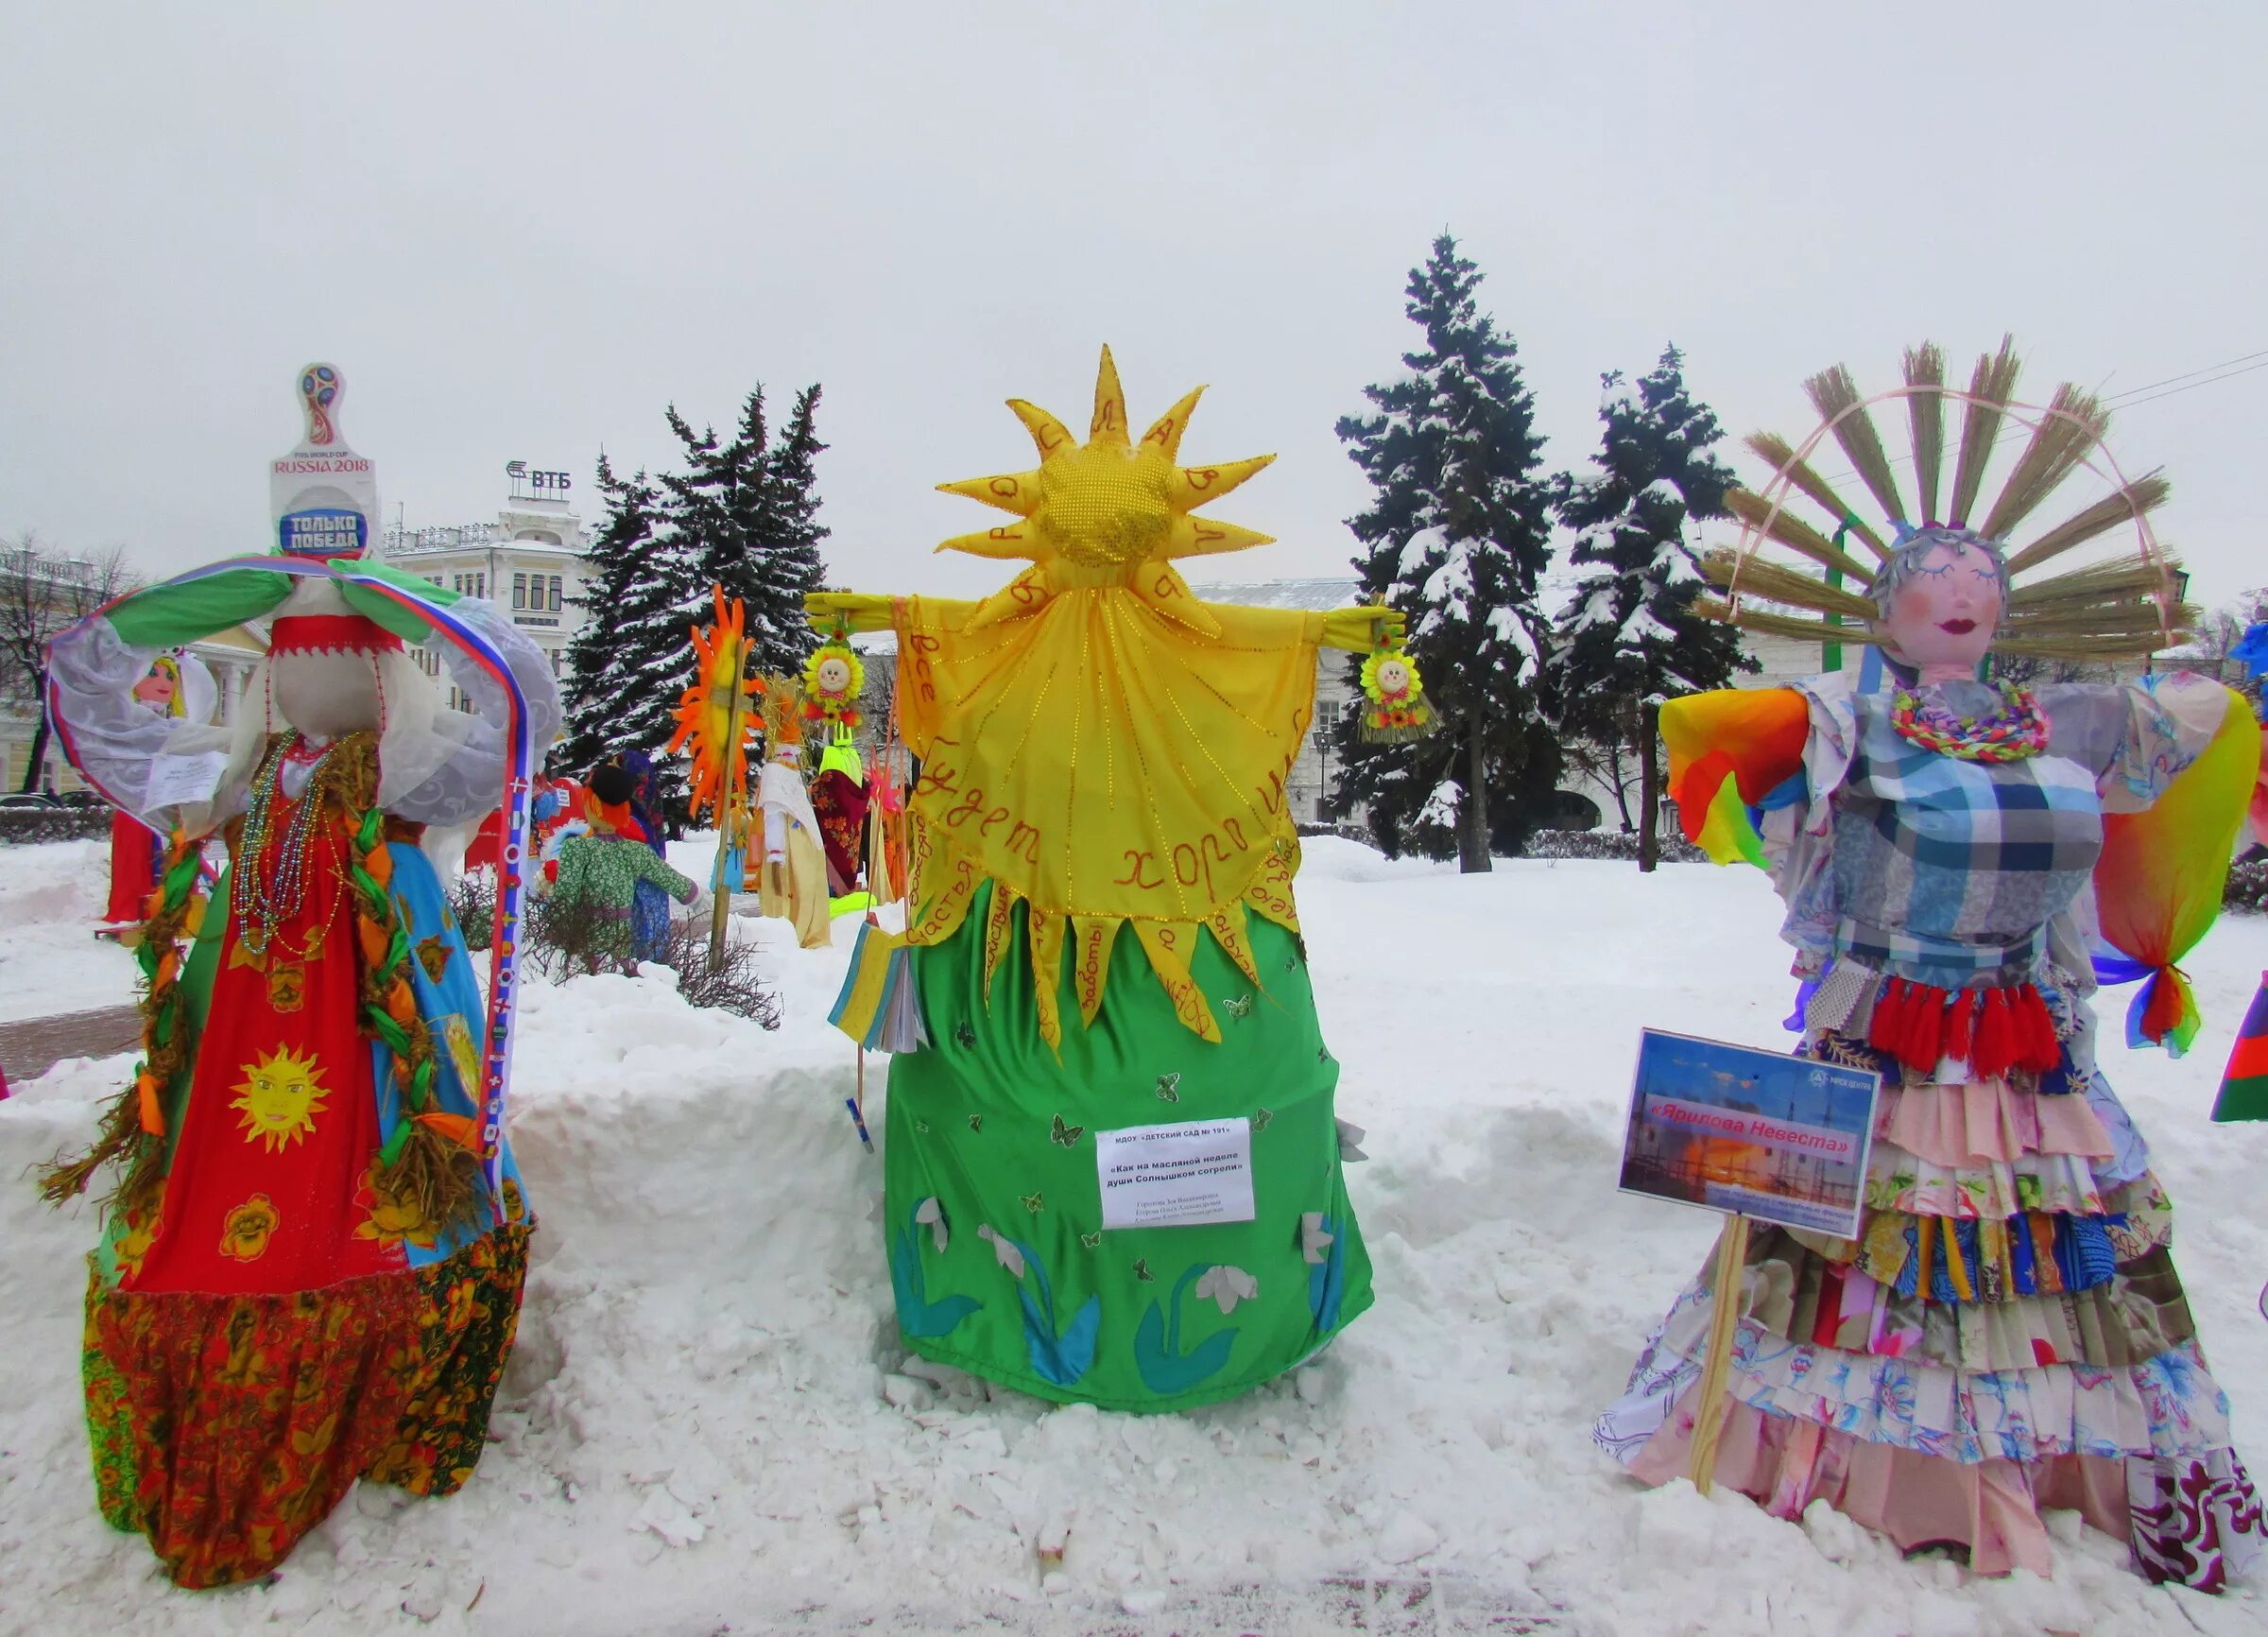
[
  {"left": 37, "top": 365, "right": 561, "bottom": 1588},
  {"left": 98, "top": 652, "right": 217, "bottom": 933}
]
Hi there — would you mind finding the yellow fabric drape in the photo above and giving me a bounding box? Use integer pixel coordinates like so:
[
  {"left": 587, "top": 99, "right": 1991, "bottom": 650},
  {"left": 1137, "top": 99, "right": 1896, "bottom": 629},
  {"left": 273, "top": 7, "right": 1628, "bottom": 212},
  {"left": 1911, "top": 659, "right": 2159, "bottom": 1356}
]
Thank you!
[{"left": 872, "top": 580, "right": 1332, "bottom": 1042}]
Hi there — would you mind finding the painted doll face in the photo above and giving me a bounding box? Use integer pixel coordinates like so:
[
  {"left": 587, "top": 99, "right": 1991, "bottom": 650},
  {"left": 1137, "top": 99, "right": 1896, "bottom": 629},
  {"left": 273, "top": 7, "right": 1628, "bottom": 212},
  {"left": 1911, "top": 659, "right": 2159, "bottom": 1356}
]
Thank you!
[
  {"left": 1880, "top": 541, "right": 2002, "bottom": 678},
  {"left": 815, "top": 655, "right": 852, "bottom": 695},
  {"left": 131, "top": 668, "right": 178, "bottom": 710},
  {"left": 1374, "top": 658, "right": 1412, "bottom": 698}
]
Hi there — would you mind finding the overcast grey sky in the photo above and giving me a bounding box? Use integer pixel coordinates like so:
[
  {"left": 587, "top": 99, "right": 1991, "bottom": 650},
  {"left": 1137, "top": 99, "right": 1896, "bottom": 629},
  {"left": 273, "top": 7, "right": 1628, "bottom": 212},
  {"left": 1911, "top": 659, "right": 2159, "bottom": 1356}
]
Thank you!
[{"left": 4, "top": 3, "right": 2261, "bottom": 607}]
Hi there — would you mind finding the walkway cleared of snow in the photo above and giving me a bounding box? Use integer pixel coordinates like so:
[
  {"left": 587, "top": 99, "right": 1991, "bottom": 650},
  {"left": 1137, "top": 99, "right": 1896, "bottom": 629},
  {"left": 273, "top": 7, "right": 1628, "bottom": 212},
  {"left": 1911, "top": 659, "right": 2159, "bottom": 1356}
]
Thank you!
[{"left": 0, "top": 835, "right": 2260, "bottom": 1635}]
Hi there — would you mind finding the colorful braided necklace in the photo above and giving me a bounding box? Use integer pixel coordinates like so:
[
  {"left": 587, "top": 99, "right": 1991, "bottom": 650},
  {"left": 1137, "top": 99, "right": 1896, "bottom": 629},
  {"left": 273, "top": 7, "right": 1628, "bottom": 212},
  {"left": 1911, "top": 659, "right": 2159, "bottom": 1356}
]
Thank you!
[
  {"left": 1889, "top": 679, "right": 2049, "bottom": 763},
  {"left": 232, "top": 732, "right": 338, "bottom": 957}
]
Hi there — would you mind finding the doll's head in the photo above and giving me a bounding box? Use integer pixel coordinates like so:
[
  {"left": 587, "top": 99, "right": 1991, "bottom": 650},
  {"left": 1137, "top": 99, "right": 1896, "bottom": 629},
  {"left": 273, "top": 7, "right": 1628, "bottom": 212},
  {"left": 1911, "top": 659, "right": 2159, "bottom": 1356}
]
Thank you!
[
  {"left": 131, "top": 656, "right": 181, "bottom": 713},
  {"left": 1870, "top": 526, "right": 2010, "bottom": 681},
  {"left": 585, "top": 762, "right": 636, "bottom": 833},
  {"left": 266, "top": 578, "right": 401, "bottom": 739}
]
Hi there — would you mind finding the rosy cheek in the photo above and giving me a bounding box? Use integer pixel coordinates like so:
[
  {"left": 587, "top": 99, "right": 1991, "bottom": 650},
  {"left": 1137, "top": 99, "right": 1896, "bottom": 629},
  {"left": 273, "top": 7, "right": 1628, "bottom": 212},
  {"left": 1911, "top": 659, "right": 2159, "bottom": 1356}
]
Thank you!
[{"left": 1890, "top": 583, "right": 1937, "bottom": 627}]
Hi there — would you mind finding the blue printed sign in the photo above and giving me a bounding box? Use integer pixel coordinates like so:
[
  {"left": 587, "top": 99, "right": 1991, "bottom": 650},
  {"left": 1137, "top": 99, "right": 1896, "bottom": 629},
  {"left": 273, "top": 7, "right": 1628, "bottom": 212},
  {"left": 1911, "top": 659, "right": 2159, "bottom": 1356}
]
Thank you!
[{"left": 278, "top": 506, "right": 369, "bottom": 560}]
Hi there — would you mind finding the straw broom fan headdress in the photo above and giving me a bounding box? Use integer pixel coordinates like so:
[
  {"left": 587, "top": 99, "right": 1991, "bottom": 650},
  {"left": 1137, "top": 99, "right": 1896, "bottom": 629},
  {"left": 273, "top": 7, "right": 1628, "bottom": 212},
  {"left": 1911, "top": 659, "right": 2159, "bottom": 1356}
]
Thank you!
[{"left": 1699, "top": 336, "right": 2195, "bottom": 663}]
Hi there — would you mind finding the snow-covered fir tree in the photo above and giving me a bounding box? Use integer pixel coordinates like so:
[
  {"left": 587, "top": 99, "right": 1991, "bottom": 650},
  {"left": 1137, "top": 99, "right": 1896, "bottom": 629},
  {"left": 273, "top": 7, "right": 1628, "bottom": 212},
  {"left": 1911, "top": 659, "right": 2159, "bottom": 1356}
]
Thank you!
[
  {"left": 1331, "top": 233, "right": 1558, "bottom": 871},
  {"left": 661, "top": 385, "right": 830, "bottom": 679},
  {"left": 1551, "top": 346, "right": 1753, "bottom": 870},
  {"left": 559, "top": 453, "right": 700, "bottom": 810}
]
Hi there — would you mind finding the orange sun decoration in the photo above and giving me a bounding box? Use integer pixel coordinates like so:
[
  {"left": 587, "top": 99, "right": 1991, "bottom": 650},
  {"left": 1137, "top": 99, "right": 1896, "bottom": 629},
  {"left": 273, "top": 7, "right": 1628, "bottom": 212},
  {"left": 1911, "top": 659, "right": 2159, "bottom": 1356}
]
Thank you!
[{"left": 668, "top": 586, "right": 762, "bottom": 825}]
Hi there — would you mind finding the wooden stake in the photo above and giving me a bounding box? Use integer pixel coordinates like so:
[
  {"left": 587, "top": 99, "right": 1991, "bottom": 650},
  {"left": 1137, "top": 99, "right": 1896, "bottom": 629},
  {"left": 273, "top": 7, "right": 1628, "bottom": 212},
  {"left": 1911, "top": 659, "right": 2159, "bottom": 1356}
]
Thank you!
[{"left": 1687, "top": 1213, "right": 1752, "bottom": 1495}]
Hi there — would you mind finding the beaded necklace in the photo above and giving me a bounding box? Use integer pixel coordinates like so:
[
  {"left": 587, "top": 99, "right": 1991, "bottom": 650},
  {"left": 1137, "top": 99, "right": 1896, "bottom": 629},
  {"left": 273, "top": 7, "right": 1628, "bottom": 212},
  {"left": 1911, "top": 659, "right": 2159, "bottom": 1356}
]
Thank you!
[
  {"left": 232, "top": 732, "right": 340, "bottom": 957},
  {"left": 1888, "top": 679, "right": 2049, "bottom": 764}
]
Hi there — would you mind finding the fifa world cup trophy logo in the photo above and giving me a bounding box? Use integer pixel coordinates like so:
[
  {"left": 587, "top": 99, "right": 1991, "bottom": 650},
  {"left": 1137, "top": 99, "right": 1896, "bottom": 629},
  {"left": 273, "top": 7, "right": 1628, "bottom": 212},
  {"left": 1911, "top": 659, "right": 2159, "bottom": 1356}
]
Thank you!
[{"left": 299, "top": 363, "right": 342, "bottom": 448}]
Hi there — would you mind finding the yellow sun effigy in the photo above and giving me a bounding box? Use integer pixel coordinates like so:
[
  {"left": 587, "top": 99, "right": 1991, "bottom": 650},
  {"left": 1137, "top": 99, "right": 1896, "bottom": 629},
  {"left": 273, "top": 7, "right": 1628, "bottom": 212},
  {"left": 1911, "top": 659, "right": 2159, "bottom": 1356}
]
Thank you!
[{"left": 813, "top": 347, "right": 1396, "bottom": 1047}]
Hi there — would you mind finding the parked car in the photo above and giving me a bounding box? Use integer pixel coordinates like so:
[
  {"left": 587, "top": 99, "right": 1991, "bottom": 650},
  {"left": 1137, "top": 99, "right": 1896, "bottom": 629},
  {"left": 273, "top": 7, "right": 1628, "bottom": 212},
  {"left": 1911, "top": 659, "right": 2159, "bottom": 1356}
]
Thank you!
[{"left": 0, "top": 793, "right": 62, "bottom": 811}]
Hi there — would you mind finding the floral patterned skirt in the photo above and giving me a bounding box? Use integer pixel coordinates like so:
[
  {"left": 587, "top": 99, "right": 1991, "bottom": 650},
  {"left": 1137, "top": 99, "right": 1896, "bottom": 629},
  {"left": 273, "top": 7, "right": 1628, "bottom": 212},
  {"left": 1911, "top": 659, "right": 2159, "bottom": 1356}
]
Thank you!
[
  {"left": 1595, "top": 1016, "right": 2264, "bottom": 1590},
  {"left": 83, "top": 1224, "right": 530, "bottom": 1590}
]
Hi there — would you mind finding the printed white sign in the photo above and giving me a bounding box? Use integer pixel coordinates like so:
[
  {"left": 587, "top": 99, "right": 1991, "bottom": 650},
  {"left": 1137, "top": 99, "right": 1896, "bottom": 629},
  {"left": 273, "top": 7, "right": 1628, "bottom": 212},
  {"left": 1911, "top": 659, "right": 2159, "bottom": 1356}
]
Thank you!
[
  {"left": 1095, "top": 1116, "right": 1255, "bottom": 1230},
  {"left": 142, "top": 750, "right": 230, "bottom": 812}
]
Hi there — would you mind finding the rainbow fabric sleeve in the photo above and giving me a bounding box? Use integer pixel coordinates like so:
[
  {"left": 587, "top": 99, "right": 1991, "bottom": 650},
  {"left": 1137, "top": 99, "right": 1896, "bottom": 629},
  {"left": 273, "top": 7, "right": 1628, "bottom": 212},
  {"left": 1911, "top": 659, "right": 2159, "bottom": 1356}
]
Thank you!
[
  {"left": 1658, "top": 689, "right": 1813, "bottom": 868},
  {"left": 2096, "top": 685, "right": 2262, "bottom": 1065}
]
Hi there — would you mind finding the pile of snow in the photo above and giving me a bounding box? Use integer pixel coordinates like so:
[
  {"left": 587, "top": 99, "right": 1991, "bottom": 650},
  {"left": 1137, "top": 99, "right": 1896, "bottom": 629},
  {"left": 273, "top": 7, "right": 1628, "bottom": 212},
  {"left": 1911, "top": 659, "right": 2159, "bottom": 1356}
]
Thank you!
[
  {"left": 1, "top": 836, "right": 2262, "bottom": 1635},
  {"left": 0, "top": 838, "right": 137, "bottom": 1023}
]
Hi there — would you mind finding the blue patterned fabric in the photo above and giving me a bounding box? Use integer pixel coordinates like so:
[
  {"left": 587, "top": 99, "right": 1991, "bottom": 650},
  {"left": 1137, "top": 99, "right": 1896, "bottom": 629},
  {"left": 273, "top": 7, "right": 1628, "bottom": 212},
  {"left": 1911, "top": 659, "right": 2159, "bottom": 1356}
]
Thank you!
[{"left": 1830, "top": 684, "right": 2105, "bottom": 988}]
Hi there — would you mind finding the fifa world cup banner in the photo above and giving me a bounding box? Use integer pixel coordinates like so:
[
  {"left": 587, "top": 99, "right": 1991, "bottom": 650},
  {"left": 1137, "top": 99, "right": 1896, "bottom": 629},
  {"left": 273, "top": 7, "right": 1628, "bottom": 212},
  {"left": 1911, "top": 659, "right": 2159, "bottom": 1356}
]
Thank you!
[
  {"left": 270, "top": 363, "right": 379, "bottom": 560},
  {"left": 1617, "top": 1028, "right": 1881, "bottom": 1238}
]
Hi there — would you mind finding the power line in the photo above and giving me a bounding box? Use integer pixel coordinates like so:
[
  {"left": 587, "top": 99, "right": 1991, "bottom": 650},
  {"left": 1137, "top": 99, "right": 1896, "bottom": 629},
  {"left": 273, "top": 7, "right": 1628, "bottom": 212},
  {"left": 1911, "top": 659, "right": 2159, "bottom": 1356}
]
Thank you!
[{"left": 2098, "top": 349, "right": 2268, "bottom": 405}]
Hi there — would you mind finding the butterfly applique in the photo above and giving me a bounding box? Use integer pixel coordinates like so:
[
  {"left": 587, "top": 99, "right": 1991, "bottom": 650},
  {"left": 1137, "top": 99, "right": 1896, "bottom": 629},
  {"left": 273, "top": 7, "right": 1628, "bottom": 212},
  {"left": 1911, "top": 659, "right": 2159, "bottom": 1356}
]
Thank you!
[
  {"left": 1022, "top": 1192, "right": 1044, "bottom": 1215},
  {"left": 1251, "top": 1107, "right": 1274, "bottom": 1133},
  {"left": 1134, "top": 1258, "right": 1155, "bottom": 1284},
  {"left": 954, "top": 1021, "right": 977, "bottom": 1050},
  {"left": 1050, "top": 1113, "right": 1084, "bottom": 1147},
  {"left": 1080, "top": 1231, "right": 1102, "bottom": 1249},
  {"left": 1222, "top": 994, "right": 1253, "bottom": 1021},
  {"left": 915, "top": 1119, "right": 931, "bottom": 1135},
  {"left": 1156, "top": 1073, "right": 1181, "bottom": 1104},
  {"left": 967, "top": 1114, "right": 984, "bottom": 1134}
]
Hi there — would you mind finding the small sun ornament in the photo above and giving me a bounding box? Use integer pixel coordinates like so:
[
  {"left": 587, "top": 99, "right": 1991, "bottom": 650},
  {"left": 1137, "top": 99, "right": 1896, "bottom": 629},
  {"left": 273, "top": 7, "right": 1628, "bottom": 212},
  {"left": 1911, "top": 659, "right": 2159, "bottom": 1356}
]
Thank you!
[
  {"left": 1359, "top": 637, "right": 1435, "bottom": 743},
  {"left": 230, "top": 1044, "right": 332, "bottom": 1153},
  {"left": 801, "top": 630, "right": 865, "bottom": 732},
  {"left": 669, "top": 585, "right": 761, "bottom": 825},
  {"left": 936, "top": 345, "right": 1277, "bottom": 632}
]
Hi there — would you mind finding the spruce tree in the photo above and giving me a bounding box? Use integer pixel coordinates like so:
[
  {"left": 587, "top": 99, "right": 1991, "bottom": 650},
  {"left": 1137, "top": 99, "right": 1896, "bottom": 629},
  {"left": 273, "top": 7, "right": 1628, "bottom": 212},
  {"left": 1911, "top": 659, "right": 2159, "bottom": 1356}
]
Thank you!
[
  {"left": 1330, "top": 233, "right": 1558, "bottom": 871},
  {"left": 573, "top": 453, "right": 701, "bottom": 812},
  {"left": 661, "top": 385, "right": 830, "bottom": 678},
  {"left": 1552, "top": 346, "right": 1754, "bottom": 870},
  {"left": 750, "top": 384, "right": 831, "bottom": 672},
  {"left": 558, "top": 454, "right": 659, "bottom": 771}
]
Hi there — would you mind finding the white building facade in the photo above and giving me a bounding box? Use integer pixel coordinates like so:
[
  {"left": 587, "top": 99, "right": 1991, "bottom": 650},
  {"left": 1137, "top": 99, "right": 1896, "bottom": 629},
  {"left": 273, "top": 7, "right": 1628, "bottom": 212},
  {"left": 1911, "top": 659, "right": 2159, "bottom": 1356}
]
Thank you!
[{"left": 380, "top": 478, "right": 594, "bottom": 713}]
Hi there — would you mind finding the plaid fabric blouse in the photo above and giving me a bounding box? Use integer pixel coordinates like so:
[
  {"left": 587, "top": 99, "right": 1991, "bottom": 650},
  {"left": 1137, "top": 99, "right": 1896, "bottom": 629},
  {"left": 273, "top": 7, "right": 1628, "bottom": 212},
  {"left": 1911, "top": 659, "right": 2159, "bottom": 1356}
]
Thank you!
[{"left": 1829, "top": 681, "right": 2106, "bottom": 988}]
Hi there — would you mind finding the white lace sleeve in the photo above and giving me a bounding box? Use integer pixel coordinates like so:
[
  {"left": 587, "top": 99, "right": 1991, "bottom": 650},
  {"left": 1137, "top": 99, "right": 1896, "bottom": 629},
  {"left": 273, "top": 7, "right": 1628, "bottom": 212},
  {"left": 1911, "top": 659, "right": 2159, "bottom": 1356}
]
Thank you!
[
  {"left": 44, "top": 617, "right": 235, "bottom": 824},
  {"left": 382, "top": 598, "right": 564, "bottom": 826}
]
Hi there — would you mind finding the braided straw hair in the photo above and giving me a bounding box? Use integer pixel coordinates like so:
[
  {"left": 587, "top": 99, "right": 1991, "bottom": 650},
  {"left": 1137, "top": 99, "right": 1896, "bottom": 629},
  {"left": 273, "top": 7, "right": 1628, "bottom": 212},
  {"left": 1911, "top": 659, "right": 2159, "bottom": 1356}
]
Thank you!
[
  {"left": 1698, "top": 336, "right": 2193, "bottom": 663},
  {"left": 36, "top": 832, "right": 205, "bottom": 1214}
]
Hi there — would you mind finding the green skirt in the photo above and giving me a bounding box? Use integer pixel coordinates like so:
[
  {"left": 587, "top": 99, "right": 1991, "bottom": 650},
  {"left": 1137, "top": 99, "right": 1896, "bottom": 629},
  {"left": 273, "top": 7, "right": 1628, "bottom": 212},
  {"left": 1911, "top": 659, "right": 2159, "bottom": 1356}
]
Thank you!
[{"left": 883, "top": 883, "right": 1371, "bottom": 1412}]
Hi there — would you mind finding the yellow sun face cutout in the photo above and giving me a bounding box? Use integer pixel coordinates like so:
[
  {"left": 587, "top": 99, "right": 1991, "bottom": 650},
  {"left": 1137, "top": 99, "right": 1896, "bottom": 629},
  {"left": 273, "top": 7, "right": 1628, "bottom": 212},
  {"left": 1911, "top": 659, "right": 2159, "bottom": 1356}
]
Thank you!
[
  {"left": 936, "top": 346, "right": 1277, "bottom": 575},
  {"left": 230, "top": 1044, "right": 332, "bottom": 1152}
]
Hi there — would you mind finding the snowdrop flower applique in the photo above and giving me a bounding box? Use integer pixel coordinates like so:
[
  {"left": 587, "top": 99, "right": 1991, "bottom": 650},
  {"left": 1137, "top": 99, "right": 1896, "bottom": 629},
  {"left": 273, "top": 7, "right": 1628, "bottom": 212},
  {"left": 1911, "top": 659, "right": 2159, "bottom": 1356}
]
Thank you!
[
  {"left": 914, "top": 1197, "right": 949, "bottom": 1253},
  {"left": 1194, "top": 1265, "right": 1258, "bottom": 1316},
  {"left": 975, "top": 1223, "right": 1025, "bottom": 1280},
  {"left": 1299, "top": 1212, "right": 1335, "bottom": 1266}
]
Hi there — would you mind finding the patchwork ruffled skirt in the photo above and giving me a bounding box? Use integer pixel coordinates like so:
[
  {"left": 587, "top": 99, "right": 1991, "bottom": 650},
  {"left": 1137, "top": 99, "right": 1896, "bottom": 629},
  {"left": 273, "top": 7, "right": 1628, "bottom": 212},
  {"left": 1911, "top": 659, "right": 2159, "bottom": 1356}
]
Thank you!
[{"left": 1595, "top": 982, "right": 2264, "bottom": 1589}]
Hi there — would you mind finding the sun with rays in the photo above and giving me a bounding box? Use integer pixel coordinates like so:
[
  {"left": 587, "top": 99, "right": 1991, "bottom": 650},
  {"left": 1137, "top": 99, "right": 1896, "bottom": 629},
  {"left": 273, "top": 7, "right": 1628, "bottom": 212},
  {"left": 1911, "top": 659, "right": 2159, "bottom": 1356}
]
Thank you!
[
  {"left": 230, "top": 1044, "right": 332, "bottom": 1153},
  {"left": 936, "top": 346, "right": 1276, "bottom": 577}
]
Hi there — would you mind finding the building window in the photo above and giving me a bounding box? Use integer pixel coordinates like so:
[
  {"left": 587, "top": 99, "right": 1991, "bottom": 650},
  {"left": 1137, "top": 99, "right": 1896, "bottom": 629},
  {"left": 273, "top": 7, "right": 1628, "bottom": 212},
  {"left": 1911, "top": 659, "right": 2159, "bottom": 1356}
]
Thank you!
[
  {"left": 548, "top": 647, "right": 564, "bottom": 677},
  {"left": 548, "top": 575, "right": 563, "bottom": 612},
  {"left": 513, "top": 573, "right": 527, "bottom": 611}
]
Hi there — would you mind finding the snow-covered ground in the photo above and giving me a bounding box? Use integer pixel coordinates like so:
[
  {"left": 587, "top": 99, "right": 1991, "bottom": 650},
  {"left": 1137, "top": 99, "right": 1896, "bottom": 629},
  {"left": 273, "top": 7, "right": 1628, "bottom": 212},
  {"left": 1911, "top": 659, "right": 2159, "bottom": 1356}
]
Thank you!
[{"left": 1, "top": 834, "right": 2262, "bottom": 1637}]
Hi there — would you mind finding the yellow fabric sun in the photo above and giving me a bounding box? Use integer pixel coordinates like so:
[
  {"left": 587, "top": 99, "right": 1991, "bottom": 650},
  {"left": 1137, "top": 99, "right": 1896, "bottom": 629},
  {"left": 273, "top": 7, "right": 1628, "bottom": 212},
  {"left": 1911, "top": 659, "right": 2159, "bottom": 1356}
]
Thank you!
[
  {"left": 230, "top": 1044, "right": 332, "bottom": 1152},
  {"left": 936, "top": 346, "right": 1276, "bottom": 633}
]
